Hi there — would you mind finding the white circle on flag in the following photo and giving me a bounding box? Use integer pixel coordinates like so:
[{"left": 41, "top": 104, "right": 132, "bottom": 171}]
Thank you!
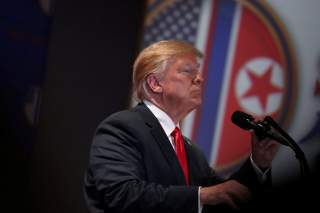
[{"left": 235, "top": 57, "right": 284, "bottom": 116}]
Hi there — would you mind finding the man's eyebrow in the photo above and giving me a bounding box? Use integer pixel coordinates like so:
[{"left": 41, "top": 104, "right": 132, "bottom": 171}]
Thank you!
[{"left": 182, "top": 62, "right": 200, "bottom": 68}]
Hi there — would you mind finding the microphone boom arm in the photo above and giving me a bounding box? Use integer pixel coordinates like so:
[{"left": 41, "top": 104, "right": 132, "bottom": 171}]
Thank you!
[{"left": 264, "top": 116, "right": 310, "bottom": 178}]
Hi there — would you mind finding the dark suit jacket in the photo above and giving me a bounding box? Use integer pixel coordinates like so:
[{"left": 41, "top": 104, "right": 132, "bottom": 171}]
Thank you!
[{"left": 84, "top": 103, "right": 263, "bottom": 213}]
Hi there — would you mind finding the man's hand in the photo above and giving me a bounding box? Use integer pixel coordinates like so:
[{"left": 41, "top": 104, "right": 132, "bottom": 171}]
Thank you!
[
  {"left": 200, "top": 180, "right": 251, "bottom": 209},
  {"left": 251, "top": 130, "right": 279, "bottom": 170}
]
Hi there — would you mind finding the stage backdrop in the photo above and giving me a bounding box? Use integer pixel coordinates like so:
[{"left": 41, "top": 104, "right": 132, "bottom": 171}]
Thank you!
[
  {"left": 0, "top": 0, "right": 51, "bottom": 211},
  {"left": 135, "top": 0, "right": 320, "bottom": 185}
]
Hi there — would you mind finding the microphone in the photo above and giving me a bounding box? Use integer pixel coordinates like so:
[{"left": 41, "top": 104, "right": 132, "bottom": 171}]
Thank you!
[
  {"left": 231, "top": 111, "right": 289, "bottom": 145},
  {"left": 231, "top": 111, "right": 262, "bottom": 131},
  {"left": 232, "top": 111, "right": 310, "bottom": 178}
]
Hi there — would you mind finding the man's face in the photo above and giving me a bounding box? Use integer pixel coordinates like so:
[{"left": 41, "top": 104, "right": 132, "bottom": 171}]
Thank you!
[{"left": 159, "top": 54, "right": 204, "bottom": 112}]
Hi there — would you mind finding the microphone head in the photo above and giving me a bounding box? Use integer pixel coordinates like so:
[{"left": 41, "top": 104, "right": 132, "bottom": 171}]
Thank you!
[{"left": 231, "top": 111, "right": 255, "bottom": 130}]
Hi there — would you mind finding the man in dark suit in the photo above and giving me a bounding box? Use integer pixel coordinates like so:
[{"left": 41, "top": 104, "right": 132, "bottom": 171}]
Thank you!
[{"left": 84, "top": 40, "right": 278, "bottom": 213}]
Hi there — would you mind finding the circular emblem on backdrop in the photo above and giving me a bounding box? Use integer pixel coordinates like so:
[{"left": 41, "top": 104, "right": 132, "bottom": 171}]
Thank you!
[
  {"left": 235, "top": 57, "right": 284, "bottom": 116},
  {"left": 191, "top": 0, "right": 298, "bottom": 176}
]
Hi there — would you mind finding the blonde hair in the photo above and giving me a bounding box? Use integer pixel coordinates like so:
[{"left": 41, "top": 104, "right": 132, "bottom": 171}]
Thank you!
[{"left": 132, "top": 40, "right": 203, "bottom": 100}]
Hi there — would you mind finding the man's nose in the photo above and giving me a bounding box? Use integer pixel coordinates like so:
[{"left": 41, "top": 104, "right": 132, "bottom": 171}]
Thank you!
[{"left": 193, "top": 73, "right": 204, "bottom": 85}]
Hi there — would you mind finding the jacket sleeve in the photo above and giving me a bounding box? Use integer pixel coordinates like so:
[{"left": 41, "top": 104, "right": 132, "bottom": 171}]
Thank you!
[
  {"left": 84, "top": 114, "right": 199, "bottom": 213},
  {"left": 230, "top": 158, "right": 272, "bottom": 196}
]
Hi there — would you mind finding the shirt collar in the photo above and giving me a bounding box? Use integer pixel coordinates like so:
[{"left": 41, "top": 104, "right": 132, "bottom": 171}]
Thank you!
[{"left": 143, "top": 100, "right": 178, "bottom": 137}]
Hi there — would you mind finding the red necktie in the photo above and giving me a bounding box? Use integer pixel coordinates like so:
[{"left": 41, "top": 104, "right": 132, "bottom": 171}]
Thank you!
[{"left": 171, "top": 127, "right": 189, "bottom": 185}]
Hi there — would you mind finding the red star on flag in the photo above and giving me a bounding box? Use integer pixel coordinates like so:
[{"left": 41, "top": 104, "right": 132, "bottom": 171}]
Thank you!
[{"left": 242, "top": 64, "right": 283, "bottom": 111}]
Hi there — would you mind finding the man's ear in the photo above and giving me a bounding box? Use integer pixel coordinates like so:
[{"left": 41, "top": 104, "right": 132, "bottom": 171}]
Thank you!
[{"left": 146, "top": 74, "right": 163, "bottom": 93}]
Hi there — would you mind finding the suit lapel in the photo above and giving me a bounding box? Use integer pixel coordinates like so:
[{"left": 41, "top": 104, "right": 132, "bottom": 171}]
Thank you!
[{"left": 134, "top": 103, "right": 187, "bottom": 185}]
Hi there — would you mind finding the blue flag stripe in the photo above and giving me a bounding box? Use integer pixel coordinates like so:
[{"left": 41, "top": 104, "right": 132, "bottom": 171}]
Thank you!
[{"left": 195, "top": 0, "right": 236, "bottom": 160}]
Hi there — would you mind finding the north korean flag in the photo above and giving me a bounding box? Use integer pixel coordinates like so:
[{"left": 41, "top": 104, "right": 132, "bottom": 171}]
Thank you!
[{"left": 191, "top": 0, "right": 296, "bottom": 175}]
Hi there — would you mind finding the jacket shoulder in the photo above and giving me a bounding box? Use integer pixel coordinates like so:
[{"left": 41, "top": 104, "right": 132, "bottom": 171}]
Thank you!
[{"left": 97, "top": 107, "right": 142, "bottom": 129}]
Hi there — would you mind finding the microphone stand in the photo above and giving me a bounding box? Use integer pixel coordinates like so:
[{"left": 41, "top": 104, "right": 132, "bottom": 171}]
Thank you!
[{"left": 264, "top": 116, "right": 310, "bottom": 179}]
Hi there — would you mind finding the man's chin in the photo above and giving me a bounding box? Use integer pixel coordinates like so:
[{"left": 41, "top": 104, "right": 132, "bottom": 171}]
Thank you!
[{"left": 191, "top": 98, "right": 202, "bottom": 109}]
